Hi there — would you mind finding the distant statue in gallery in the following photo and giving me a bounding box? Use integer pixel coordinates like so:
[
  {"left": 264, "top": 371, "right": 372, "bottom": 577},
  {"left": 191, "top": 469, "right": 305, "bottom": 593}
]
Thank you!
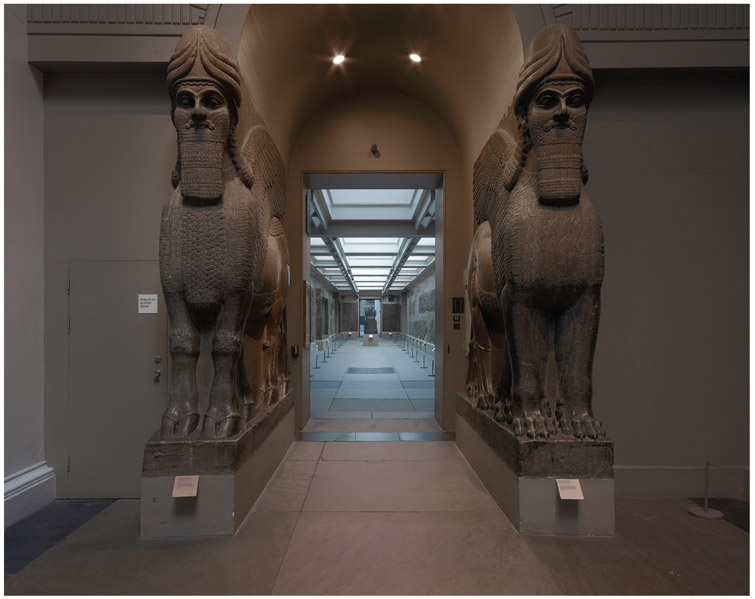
[
  {"left": 364, "top": 305, "right": 378, "bottom": 334},
  {"left": 159, "top": 25, "right": 289, "bottom": 439},
  {"left": 466, "top": 24, "right": 605, "bottom": 440}
]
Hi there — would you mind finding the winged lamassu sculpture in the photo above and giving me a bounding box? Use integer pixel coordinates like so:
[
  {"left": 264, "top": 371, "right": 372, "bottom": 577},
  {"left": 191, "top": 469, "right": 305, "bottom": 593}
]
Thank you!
[
  {"left": 159, "top": 26, "right": 289, "bottom": 439},
  {"left": 466, "top": 24, "right": 606, "bottom": 441}
]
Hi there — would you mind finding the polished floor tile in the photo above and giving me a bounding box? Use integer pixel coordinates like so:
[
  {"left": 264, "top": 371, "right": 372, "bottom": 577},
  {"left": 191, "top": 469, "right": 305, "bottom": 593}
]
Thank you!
[
  {"left": 322, "top": 441, "right": 461, "bottom": 461},
  {"left": 4, "top": 501, "right": 299, "bottom": 595},
  {"left": 253, "top": 461, "right": 318, "bottom": 512},
  {"left": 303, "top": 418, "right": 442, "bottom": 432},
  {"left": 302, "top": 459, "right": 498, "bottom": 513},
  {"left": 330, "top": 398, "right": 414, "bottom": 411},
  {"left": 371, "top": 410, "right": 436, "bottom": 419},
  {"left": 284, "top": 441, "right": 324, "bottom": 461},
  {"left": 271, "top": 511, "right": 560, "bottom": 596},
  {"left": 334, "top": 387, "right": 408, "bottom": 400},
  {"left": 354, "top": 432, "right": 401, "bottom": 441}
]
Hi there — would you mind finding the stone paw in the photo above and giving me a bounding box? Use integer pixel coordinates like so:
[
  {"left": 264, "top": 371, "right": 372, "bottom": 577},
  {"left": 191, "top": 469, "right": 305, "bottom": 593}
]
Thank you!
[
  {"left": 161, "top": 406, "right": 199, "bottom": 439},
  {"left": 494, "top": 400, "right": 512, "bottom": 424},
  {"left": 558, "top": 417, "right": 573, "bottom": 437},
  {"left": 524, "top": 415, "right": 550, "bottom": 439},
  {"left": 512, "top": 417, "right": 524, "bottom": 436},
  {"left": 202, "top": 409, "right": 240, "bottom": 439},
  {"left": 477, "top": 394, "right": 493, "bottom": 411},
  {"left": 569, "top": 415, "right": 603, "bottom": 440}
]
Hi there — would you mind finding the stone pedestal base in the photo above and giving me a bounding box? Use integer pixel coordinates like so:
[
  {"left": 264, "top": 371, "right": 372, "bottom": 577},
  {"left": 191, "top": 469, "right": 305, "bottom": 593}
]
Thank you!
[
  {"left": 363, "top": 334, "right": 379, "bottom": 346},
  {"left": 140, "top": 391, "right": 294, "bottom": 538},
  {"left": 456, "top": 393, "right": 614, "bottom": 535}
]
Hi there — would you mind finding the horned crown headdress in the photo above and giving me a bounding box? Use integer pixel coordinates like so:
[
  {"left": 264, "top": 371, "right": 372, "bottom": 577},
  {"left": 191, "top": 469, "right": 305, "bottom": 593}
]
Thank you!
[
  {"left": 166, "top": 25, "right": 242, "bottom": 117},
  {"left": 513, "top": 24, "right": 594, "bottom": 117}
]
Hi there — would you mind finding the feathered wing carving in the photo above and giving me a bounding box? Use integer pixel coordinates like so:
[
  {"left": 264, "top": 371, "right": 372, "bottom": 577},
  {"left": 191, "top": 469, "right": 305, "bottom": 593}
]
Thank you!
[
  {"left": 472, "top": 129, "right": 522, "bottom": 227},
  {"left": 242, "top": 125, "right": 286, "bottom": 219}
]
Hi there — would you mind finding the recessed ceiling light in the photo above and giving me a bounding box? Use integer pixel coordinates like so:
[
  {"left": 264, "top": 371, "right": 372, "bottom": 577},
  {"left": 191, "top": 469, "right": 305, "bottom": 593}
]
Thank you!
[
  {"left": 409, "top": 53, "right": 422, "bottom": 63},
  {"left": 333, "top": 54, "right": 345, "bottom": 65}
]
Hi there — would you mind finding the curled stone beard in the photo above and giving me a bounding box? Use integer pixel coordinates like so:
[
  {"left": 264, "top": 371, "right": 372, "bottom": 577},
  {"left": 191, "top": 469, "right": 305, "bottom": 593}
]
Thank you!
[
  {"left": 174, "top": 110, "right": 231, "bottom": 205},
  {"left": 528, "top": 111, "right": 586, "bottom": 205}
]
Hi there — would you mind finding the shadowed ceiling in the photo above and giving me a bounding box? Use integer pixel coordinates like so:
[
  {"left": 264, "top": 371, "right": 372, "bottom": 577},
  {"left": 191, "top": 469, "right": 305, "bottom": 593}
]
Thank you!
[{"left": 237, "top": 4, "right": 523, "bottom": 165}]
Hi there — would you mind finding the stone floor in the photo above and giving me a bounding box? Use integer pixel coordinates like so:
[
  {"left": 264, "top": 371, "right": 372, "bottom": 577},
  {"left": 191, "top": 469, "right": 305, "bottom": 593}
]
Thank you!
[
  {"left": 5, "top": 439, "right": 750, "bottom": 595},
  {"left": 309, "top": 337, "right": 436, "bottom": 419}
]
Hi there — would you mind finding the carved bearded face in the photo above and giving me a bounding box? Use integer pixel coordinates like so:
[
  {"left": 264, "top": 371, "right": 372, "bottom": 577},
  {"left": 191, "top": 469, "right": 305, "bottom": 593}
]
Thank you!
[
  {"left": 526, "top": 79, "right": 587, "bottom": 205},
  {"left": 172, "top": 83, "right": 232, "bottom": 204}
]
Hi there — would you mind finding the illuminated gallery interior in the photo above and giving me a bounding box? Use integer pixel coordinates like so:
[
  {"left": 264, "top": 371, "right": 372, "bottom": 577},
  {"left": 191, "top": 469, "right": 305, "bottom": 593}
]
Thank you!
[{"left": 4, "top": 4, "right": 749, "bottom": 594}]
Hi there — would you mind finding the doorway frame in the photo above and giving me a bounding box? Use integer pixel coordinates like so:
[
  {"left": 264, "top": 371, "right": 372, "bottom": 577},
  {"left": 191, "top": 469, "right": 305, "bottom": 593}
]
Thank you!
[{"left": 299, "top": 170, "right": 445, "bottom": 431}]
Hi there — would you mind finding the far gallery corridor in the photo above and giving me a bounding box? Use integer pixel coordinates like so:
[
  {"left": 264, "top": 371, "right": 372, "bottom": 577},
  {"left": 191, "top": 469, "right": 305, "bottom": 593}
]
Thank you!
[{"left": 308, "top": 336, "right": 435, "bottom": 420}]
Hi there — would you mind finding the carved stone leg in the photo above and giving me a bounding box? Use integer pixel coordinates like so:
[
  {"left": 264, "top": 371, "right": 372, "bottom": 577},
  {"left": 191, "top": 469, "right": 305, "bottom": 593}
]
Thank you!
[
  {"left": 260, "top": 294, "right": 286, "bottom": 405},
  {"left": 501, "top": 286, "right": 552, "bottom": 438},
  {"left": 203, "top": 293, "right": 250, "bottom": 439},
  {"left": 237, "top": 345, "right": 254, "bottom": 423},
  {"left": 162, "top": 294, "right": 201, "bottom": 438},
  {"left": 555, "top": 287, "right": 604, "bottom": 439}
]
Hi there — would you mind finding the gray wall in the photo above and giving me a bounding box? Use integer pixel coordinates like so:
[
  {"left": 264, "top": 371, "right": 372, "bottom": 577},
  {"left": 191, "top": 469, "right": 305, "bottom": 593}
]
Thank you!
[
  {"left": 584, "top": 72, "right": 749, "bottom": 496},
  {"left": 4, "top": 4, "right": 55, "bottom": 525},
  {"left": 43, "top": 73, "right": 174, "bottom": 497}
]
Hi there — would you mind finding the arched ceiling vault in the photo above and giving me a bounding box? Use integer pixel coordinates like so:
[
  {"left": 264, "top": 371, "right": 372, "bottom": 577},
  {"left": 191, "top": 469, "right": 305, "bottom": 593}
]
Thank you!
[{"left": 236, "top": 5, "right": 523, "bottom": 167}]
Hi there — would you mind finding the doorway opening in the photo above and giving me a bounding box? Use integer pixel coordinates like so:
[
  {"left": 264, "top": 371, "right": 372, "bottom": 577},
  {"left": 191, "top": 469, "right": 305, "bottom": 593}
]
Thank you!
[{"left": 304, "top": 172, "right": 441, "bottom": 430}]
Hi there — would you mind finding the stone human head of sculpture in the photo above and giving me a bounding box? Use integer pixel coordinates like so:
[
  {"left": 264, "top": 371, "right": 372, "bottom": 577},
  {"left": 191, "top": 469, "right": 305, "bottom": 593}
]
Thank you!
[
  {"left": 513, "top": 24, "right": 594, "bottom": 205},
  {"left": 167, "top": 25, "right": 243, "bottom": 203}
]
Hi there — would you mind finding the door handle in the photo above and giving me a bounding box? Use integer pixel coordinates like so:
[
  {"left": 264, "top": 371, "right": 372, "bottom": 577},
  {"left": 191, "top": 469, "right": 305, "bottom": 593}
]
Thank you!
[{"left": 153, "top": 369, "right": 161, "bottom": 382}]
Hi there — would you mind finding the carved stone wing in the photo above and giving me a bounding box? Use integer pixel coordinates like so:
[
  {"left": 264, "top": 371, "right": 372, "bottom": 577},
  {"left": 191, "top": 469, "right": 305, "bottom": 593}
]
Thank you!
[
  {"left": 472, "top": 128, "right": 520, "bottom": 227},
  {"left": 242, "top": 125, "right": 286, "bottom": 218}
]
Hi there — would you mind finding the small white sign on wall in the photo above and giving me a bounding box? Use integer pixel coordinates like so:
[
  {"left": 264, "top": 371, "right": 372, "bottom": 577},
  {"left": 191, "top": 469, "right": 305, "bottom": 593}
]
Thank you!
[
  {"left": 556, "top": 479, "right": 584, "bottom": 500},
  {"left": 138, "top": 294, "right": 158, "bottom": 314},
  {"left": 172, "top": 475, "right": 199, "bottom": 498}
]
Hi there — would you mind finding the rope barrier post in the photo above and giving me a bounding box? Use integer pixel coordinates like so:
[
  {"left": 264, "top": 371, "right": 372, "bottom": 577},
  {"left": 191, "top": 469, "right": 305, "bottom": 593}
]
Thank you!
[
  {"left": 313, "top": 353, "right": 319, "bottom": 369},
  {"left": 688, "top": 461, "right": 724, "bottom": 519}
]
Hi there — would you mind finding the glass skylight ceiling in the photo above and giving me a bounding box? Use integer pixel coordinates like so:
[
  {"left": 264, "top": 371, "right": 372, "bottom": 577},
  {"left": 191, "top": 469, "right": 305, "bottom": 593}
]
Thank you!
[{"left": 309, "top": 188, "right": 436, "bottom": 294}]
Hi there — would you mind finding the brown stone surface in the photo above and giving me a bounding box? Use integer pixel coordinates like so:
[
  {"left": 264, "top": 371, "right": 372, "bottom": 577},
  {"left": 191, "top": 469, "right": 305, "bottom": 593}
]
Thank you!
[
  {"left": 456, "top": 393, "right": 613, "bottom": 478},
  {"left": 381, "top": 303, "right": 400, "bottom": 332},
  {"left": 143, "top": 390, "right": 293, "bottom": 476}
]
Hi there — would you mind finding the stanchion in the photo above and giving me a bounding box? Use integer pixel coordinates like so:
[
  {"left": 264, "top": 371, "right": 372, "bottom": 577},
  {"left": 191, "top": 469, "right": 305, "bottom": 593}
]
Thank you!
[
  {"left": 413, "top": 346, "right": 420, "bottom": 362},
  {"left": 313, "top": 353, "right": 319, "bottom": 369},
  {"left": 421, "top": 353, "right": 427, "bottom": 369},
  {"left": 688, "top": 461, "right": 725, "bottom": 519},
  {"left": 429, "top": 359, "right": 435, "bottom": 377}
]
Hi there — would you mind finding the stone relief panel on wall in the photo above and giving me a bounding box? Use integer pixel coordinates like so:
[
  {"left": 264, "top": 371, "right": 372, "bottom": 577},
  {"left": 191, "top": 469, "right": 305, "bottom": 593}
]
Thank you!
[
  {"left": 159, "top": 25, "right": 289, "bottom": 440},
  {"left": 341, "top": 302, "right": 359, "bottom": 332},
  {"left": 466, "top": 24, "right": 606, "bottom": 441},
  {"left": 382, "top": 303, "right": 401, "bottom": 332}
]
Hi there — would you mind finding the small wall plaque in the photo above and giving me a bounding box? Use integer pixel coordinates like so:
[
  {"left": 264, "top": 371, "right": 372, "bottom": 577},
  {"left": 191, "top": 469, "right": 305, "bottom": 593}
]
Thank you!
[
  {"left": 172, "top": 475, "right": 199, "bottom": 497},
  {"left": 452, "top": 297, "right": 464, "bottom": 313},
  {"left": 138, "top": 294, "right": 158, "bottom": 313},
  {"left": 557, "top": 479, "right": 584, "bottom": 500}
]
